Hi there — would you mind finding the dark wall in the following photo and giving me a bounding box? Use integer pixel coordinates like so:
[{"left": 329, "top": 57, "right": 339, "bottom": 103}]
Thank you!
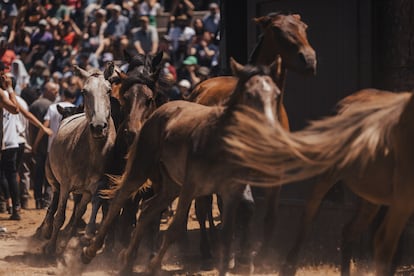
[
  {"left": 372, "top": 0, "right": 414, "bottom": 91},
  {"left": 219, "top": 0, "right": 248, "bottom": 74}
]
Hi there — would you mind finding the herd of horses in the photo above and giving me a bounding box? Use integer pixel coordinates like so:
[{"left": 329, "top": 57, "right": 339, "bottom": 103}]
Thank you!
[{"left": 30, "top": 11, "right": 412, "bottom": 276}]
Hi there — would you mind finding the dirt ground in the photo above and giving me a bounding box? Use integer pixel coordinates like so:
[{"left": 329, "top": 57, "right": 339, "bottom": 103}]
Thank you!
[{"left": 0, "top": 194, "right": 358, "bottom": 276}]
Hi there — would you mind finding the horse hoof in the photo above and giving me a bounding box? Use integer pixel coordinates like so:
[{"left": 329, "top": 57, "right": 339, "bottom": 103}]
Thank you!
[
  {"left": 79, "top": 235, "right": 92, "bottom": 247},
  {"left": 85, "top": 224, "right": 96, "bottom": 237},
  {"left": 81, "top": 247, "right": 95, "bottom": 264}
]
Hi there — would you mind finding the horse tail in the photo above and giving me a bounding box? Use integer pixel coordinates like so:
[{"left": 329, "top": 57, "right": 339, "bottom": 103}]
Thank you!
[{"left": 224, "top": 92, "right": 412, "bottom": 187}]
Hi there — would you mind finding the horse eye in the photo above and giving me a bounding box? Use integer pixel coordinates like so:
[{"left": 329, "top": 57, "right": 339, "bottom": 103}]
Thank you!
[{"left": 145, "top": 98, "right": 153, "bottom": 107}]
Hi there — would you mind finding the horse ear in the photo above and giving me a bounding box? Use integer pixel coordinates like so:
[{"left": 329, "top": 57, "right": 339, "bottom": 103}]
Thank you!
[
  {"left": 269, "top": 60, "right": 279, "bottom": 82},
  {"left": 253, "top": 15, "right": 272, "bottom": 28},
  {"left": 152, "top": 51, "right": 164, "bottom": 69},
  {"left": 73, "top": 65, "right": 90, "bottom": 79},
  {"left": 104, "top": 62, "right": 115, "bottom": 81},
  {"left": 229, "top": 57, "right": 244, "bottom": 76},
  {"left": 56, "top": 104, "right": 65, "bottom": 116},
  {"left": 292, "top": 14, "right": 301, "bottom": 20}
]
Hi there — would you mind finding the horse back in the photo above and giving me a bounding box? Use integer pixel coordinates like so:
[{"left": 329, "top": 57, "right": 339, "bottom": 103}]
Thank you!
[{"left": 189, "top": 76, "right": 238, "bottom": 105}]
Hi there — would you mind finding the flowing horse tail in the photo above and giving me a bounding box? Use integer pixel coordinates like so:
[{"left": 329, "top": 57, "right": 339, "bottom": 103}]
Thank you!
[{"left": 224, "top": 90, "right": 412, "bottom": 187}]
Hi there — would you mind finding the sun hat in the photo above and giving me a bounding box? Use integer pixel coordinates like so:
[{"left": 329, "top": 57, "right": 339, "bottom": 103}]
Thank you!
[
  {"left": 183, "top": 56, "right": 197, "bottom": 65},
  {"left": 178, "top": 79, "right": 191, "bottom": 89}
]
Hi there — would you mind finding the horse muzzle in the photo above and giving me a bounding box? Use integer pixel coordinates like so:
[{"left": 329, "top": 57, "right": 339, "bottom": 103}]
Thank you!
[{"left": 90, "top": 122, "right": 108, "bottom": 139}]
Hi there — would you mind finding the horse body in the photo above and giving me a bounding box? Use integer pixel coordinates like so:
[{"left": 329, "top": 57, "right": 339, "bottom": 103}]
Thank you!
[
  {"left": 37, "top": 65, "right": 116, "bottom": 255},
  {"left": 81, "top": 60, "right": 280, "bottom": 276},
  {"left": 224, "top": 89, "right": 414, "bottom": 276}
]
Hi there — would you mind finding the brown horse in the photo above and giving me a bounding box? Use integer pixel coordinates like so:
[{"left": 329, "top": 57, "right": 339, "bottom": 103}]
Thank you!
[
  {"left": 189, "top": 12, "right": 316, "bottom": 129},
  {"left": 191, "top": 12, "right": 317, "bottom": 266},
  {"left": 81, "top": 58, "right": 281, "bottom": 276},
  {"left": 37, "top": 65, "right": 117, "bottom": 256},
  {"left": 224, "top": 88, "right": 414, "bottom": 276}
]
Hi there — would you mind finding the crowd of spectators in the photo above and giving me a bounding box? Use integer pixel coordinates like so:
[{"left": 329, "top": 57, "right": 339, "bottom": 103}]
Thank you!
[{"left": 0, "top": 0, "right": 221, "bottom": 222}]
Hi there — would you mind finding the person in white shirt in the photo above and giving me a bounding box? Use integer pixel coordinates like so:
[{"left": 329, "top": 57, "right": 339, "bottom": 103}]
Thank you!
[{"left": 34, "top": 88, "right": 76, "bottom": 153}]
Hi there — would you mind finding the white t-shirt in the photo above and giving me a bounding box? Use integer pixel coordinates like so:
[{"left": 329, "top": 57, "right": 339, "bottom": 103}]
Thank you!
[
  {"left": 44, "top": 101, "right": 75, "bottom": 152},
  {"left": 16, "top": 96, "right": 29, "bottom": 145},
  {"left": 167, "top": 26, "right": 195, "bottom": 51},
  {"left": 2, "top": 90, "right": 19, "bottom": 150}
]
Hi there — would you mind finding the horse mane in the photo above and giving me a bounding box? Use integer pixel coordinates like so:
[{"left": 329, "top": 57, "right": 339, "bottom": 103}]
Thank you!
[
  {"left": 120, "top": 73, "right": 157, "bottom": 94},
  {"left": 224, "top": 91, "right": 413, "bottom": 186}
]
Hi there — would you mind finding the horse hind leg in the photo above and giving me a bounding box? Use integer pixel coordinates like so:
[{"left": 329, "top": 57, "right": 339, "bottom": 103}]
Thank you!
[
  {"left": 341, "top": 199, "right": 380, "bottom": 276},
  {"left": 373, "top": 204, "right": 413, "bottom": 276},
  {"left": 281, "top": 172, "right": 337, "bottom": 275}
]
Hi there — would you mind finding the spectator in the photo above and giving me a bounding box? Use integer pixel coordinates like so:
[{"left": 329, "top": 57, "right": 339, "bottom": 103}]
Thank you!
[
  {"left": 30, "top": 81, "right": 59, "bottom": 209},
  {"left": 0, "top": 68, "right": 19, "bottom": 219},
  {"left": 10, "top": 59, "right": 30, "bottom": 96},
  {"left": 23, "top": 0, "right": 47, "bottom": 33},
  {"left": 177, "top": 55, "right": 200, "bottom": 88},
  {"left": 165, "top": 14, "right": 195, "bottom": 66},
  {"left": 0, "top": 36, "right": 16, "bottom": 73},
  {"left": 33, "top": 88, "right": 76, "bottom": 154},
  {"left": 46, "top": 0, "right": 70, "bottom": 21},
  {"left": 202, "top": 2, "right": 220, "bottom": 41},
  {"left": 138, "top": 0, "right": 163, "bottom": 27},
  {"left": 132, "top": 16, "right": 159, "bottom": 55},
  {"left": 190, "top": 30, "right": 219, "bottom": 68},
  {"left": 100, "top": 4, "right": 130, "bottom": 59},
  {"left": 0, "top": 0, "right": 18, "bottom": 44},
  {"left": 177, "top": 78, "right": 191, "bottom": 99},
  {"left": 168, "top": 0, "right": 194, "bottom": 32}
]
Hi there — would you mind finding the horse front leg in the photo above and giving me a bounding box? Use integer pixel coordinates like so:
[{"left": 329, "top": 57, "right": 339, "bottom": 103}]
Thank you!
[
  {"left": 281, "top": 172, "right": 336, "bottom": 275},
  {"left": 43, "top": 190, "right": 69, "bottom": 257},
  {"left": 36, "top": 190, "right": 59, "bottom": 240},
  {"left": 81, "top": 177, "right": 145, "bottom": 264},
  {"left": 147, "top": 187, "right": 194, "bottom": 274},
  {"left": 119, "top": 189, "right": 177, "bottom": 276}
]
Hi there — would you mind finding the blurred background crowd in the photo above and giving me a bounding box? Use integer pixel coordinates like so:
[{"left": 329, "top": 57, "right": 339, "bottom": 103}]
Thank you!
[{"left": 0, "top": 0, "right": 220, "bottom": 220}]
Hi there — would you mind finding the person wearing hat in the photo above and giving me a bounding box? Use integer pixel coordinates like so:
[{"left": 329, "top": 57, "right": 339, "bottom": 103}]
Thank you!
[
  {"left": 177, "top": 55, "right": 200, "bottom": 89},
  {"left": 177, "top": 78, "right": 191, "bottom": 99},
  {"left": 132, "top": 16, "right": 159, "bottom": 55}
]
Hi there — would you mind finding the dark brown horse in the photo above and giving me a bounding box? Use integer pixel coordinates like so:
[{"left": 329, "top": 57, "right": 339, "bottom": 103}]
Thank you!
[
  {"left": 81, "top": 58, "right": 281, "bottom": 276},
  {"left": 84, "top": 52, "right": 164, "bottom": 239},
  {"left": 224, "top": 89, "right": 414, "bottom": 276},
  {"left": 37, "top": 65, "right": 117, "bottom": 255}
]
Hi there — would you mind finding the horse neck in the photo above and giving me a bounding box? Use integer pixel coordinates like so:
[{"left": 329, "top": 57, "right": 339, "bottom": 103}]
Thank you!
[{"left": 250, "top": 38, "right": 287, "bottom": 96}]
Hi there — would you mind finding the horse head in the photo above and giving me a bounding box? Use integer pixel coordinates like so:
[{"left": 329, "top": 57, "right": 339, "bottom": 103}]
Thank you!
[
  {"left": 253, "top": 12, "right": 317, "bottom": 75},
  {"left": 229, "top": 57, "right": 280, "bottom": 126},
  {"left": 118, "top": 65, "right": 160, "bottom": 144},
  {"left": 73, "top": 64, "right": 113, "bottom": 139}
]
